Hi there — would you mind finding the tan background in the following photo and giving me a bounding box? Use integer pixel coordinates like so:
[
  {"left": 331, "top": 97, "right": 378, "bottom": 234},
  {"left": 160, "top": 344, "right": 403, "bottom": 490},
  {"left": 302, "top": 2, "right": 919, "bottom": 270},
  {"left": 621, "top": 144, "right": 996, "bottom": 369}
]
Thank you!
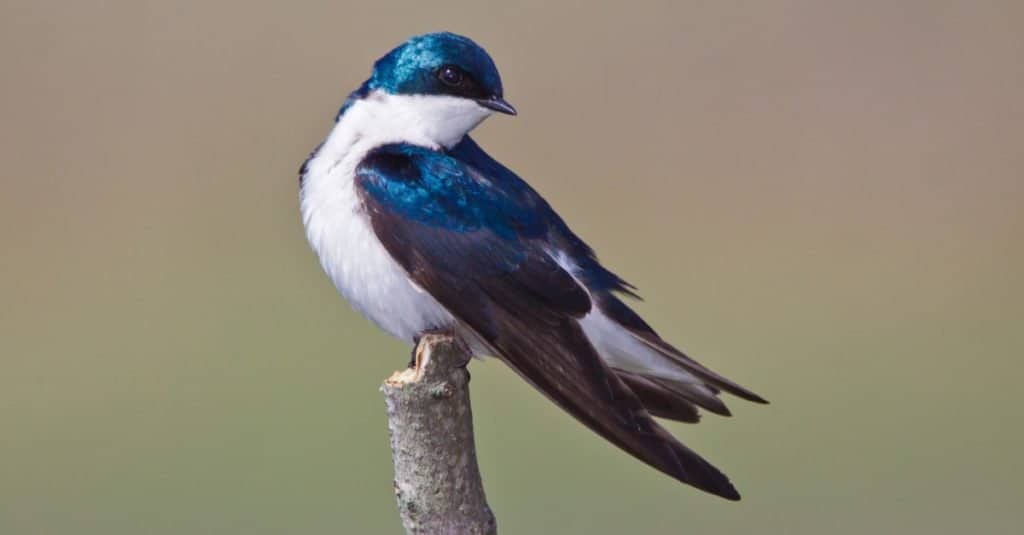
[{"left": 2, "top": 1, "right": 1022, "bottom": 533}]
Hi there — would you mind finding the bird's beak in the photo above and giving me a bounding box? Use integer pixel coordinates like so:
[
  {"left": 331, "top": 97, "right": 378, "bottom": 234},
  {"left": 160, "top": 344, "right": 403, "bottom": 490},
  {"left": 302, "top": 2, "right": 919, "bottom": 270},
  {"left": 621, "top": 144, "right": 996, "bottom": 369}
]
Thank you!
[{"left": 477, "top": 96, "right": 517, "bottom": 115}]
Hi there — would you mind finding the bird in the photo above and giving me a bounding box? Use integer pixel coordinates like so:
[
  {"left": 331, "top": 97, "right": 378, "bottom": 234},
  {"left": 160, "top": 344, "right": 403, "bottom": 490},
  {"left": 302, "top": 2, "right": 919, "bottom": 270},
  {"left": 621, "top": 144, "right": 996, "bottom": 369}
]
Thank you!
[{"left": 299, "top": 32, "right": 766, "bottom": 501}]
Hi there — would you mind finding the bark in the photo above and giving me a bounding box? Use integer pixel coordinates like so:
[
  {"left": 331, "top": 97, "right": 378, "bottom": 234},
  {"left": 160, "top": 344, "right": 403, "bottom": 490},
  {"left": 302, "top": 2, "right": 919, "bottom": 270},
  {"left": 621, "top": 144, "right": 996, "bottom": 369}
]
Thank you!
[{"left": 381, "top": 334, "right": 497, "bottom": 535}]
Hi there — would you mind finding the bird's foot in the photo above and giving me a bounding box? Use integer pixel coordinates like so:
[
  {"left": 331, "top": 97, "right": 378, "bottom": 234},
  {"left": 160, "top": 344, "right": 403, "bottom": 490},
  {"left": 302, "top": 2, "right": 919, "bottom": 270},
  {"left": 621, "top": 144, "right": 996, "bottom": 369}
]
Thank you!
[{"left": 408, "top": 335, "right": 422, "bottom": 369}]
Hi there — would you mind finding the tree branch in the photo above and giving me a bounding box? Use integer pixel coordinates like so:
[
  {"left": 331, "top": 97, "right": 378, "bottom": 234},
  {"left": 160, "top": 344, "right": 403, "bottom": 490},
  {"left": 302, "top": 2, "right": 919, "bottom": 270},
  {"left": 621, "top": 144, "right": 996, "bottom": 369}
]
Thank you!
[{"left": 381, "top": 334, "right": 497, "bottom": 535}]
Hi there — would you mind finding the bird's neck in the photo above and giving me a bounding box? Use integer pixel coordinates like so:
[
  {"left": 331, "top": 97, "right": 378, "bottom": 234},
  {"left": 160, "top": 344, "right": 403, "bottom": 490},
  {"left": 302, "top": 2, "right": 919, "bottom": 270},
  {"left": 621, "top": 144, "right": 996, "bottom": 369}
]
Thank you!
[{"left": 322, "top": 91, "right": 491, "bottom": 163}]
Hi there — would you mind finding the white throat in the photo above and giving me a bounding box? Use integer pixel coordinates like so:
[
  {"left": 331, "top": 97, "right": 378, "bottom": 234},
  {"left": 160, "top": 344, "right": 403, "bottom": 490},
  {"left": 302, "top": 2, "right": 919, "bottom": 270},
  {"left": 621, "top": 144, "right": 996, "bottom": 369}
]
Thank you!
[{"left": 338, "top": 90, "right": 491, "bottom": 152}]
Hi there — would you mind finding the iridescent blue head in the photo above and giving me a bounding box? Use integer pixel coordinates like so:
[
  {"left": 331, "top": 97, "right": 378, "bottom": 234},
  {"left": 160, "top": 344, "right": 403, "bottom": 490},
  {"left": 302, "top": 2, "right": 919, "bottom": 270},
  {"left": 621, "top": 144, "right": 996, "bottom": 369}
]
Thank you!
[{"left": 364, "top": 32, "right": 515, "bottom": 115}]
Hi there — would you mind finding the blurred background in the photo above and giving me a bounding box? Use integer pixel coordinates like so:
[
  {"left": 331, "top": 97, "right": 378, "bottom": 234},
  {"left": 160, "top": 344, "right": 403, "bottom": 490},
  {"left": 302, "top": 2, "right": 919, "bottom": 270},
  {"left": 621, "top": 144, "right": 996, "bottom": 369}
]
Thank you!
[{"left": 2, "top": 1, "right": 1022, "bottom": 533}]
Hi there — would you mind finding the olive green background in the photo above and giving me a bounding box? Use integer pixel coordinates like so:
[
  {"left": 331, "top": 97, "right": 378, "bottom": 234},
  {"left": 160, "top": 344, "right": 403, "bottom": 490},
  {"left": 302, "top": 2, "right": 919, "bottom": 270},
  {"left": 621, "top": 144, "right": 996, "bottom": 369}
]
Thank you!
[{"left": 2, "top": 1, "right": 1022, "bottom": 533}]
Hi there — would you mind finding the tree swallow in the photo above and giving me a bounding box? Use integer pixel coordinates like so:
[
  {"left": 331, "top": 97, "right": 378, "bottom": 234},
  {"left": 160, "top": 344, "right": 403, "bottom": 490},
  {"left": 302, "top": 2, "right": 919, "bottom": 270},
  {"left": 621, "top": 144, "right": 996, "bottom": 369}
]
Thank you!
[{"left": 300, "top": 32, "right": 766, "bottom": 500}]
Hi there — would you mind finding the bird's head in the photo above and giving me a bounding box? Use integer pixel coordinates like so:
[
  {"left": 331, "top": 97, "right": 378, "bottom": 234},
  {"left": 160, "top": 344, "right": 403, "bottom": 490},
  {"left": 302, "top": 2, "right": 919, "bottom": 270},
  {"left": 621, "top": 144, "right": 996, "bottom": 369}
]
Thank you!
[
  {"left": 367, "top": 32, "right": 515, "bottom": 116},
  {"left": 344, "top": 33, "right": 514, "bottom": 148}
]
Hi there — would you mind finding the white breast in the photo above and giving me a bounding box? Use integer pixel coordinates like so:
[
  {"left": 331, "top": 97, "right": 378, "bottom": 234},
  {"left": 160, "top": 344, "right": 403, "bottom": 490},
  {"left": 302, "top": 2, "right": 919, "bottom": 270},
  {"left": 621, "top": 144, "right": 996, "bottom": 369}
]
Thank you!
[{"left": 300, "top": 91, "right": 493, "bottom": 344}]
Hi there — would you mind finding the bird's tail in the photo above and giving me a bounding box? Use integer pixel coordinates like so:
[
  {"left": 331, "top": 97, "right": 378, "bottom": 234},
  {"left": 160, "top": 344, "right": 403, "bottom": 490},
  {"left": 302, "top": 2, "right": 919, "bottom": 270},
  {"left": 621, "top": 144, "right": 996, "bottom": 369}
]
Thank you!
[{"left": 580, "top": 306, "right": 767, "bottom": 424}]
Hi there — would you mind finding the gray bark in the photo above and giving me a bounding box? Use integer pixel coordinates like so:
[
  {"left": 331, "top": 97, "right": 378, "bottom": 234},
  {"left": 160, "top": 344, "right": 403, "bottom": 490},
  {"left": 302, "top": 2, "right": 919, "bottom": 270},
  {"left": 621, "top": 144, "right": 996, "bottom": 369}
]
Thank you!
[{"left": 381, "top": 334, "right": 497, "bottom": 535}]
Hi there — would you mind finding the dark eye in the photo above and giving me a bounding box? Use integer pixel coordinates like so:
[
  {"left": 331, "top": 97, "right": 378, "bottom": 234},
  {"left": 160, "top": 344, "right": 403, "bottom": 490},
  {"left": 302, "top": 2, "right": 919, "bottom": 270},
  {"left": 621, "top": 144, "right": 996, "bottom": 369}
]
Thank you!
[{"left": 437, "top": 65, "right": 464, "bottom": 86}]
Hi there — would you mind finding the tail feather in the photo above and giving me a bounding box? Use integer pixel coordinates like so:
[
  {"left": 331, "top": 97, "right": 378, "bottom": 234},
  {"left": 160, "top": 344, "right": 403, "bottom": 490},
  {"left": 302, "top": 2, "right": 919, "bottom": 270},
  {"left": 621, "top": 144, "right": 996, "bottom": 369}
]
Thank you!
[
  {"left": 583, "top": 296, "right": 768, "bottom": 406},
  {"left": 616, "top": 370, "right": 701, "bottom": 423},
  {"left": 649, "top": 376, "right": 732, "bottom": 416},
  {"left": 631, "top": 332, "right": 769, "bottom": 404}
]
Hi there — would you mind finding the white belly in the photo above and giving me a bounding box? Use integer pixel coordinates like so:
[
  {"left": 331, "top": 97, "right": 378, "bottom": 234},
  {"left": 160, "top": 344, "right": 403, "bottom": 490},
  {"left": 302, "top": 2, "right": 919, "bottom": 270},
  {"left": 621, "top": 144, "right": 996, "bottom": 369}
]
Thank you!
[
  {"left": 299, "top": 94, "right": 468, "bottom": 344},
  {"left": 301, "top": 165, "right": 455, "bottom": 343}
]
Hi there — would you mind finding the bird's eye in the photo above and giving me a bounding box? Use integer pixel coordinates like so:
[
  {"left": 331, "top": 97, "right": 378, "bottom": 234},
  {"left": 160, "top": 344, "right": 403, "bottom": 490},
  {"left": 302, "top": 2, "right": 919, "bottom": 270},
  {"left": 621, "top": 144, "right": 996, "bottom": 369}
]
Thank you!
[{"left": 437, "top": 65, "right": 464, "bottom": 86}]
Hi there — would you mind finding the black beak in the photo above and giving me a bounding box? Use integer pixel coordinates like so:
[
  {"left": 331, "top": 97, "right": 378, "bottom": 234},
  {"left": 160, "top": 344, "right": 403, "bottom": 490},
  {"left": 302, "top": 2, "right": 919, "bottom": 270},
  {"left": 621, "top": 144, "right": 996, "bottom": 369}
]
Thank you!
[{"left": 477, "top": 96, "right": 517, "bottom": 115}]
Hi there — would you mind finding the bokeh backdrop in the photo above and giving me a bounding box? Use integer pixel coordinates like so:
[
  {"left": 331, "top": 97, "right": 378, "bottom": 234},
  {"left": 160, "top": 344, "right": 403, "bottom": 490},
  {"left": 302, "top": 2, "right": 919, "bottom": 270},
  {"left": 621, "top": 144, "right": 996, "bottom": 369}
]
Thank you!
[{"left": 3, "top": 1, "right": 1022, "bottom": 533}]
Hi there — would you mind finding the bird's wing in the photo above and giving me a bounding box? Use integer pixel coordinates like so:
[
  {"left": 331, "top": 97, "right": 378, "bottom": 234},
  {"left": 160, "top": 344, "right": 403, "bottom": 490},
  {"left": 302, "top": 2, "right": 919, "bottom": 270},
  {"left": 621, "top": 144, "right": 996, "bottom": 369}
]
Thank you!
[
  {"left": 451, "top": 136, "right": 767, "bottom": 407},
  {"left": 356, "top": 143, "right": 741, "bottom": 500}
]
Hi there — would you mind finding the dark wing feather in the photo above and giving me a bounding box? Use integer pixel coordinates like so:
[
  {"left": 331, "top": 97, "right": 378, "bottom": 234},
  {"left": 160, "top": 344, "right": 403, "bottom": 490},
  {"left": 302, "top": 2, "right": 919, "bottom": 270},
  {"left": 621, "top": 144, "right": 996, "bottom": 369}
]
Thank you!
[
  {"left": 356, "top": 144, "right": 741, "bottom": 500},
  {"left": 463, "top": 292, "right": 741, "bottom": 500}
]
